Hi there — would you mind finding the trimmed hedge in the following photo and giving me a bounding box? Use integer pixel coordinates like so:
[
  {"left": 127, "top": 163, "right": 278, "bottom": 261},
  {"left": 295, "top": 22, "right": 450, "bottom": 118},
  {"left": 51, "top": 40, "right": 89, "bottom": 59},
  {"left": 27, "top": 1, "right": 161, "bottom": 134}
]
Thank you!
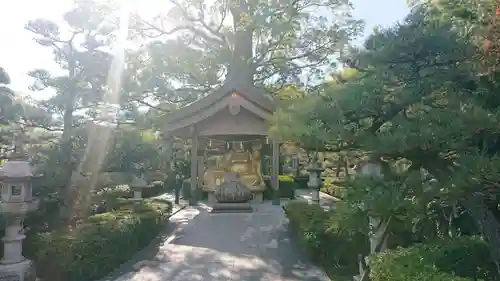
[
  {"left": 142, "top": 180, "right": 165, "bottom": 198},
  {"left": 293, "top": 175, "right": 326, "bottom": 190},
  {"left": 284, "top": 201, "right": 368, "bottom": 273},
  {"left": 285, "top": 201, "right": 498, "bottom": 281},
  {"left": 25, "top": 199, "right": 172, "bottom": 281},
  {"left": 97, "top": 181, "right": 166, "bottom": 200},
  {"left": 263, "top": 175, "right": 296, "bottom": 199},
  {"left": 277, "top": 175, "right": 296, "bottom": 198},
  {"left": 293, "top": 176, "right": 309, "bottom": 189},
  {"left": 370, "top": 236, "right": 498, "bottom": 281}
]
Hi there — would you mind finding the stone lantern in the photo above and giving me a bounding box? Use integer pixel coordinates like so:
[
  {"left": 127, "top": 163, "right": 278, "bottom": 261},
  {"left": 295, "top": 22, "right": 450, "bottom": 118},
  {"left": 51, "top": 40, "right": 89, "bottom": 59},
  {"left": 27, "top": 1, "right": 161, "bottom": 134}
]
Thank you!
[
  {"left": 0, "top": 157, "right": 39, "bottom": 281},
  {"left": 307, "top": 154, "right": 324, "bottom": 204},
  {"left": 129, "top": 175, "right": 147, "bottom": 201},
  {"left": 129, "top": 162, "right": 148, "bottom": 200}
]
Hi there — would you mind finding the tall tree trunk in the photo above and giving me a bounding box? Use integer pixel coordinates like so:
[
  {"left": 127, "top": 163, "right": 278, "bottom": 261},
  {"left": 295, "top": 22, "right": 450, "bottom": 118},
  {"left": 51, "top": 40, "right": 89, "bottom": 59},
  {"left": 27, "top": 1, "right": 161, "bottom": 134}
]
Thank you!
[
  {"left": 59, "top": 54, "right": 78, "bottom": 222},
  {"left": 228, "top": 0, "right": 254, "bottom": 85}
]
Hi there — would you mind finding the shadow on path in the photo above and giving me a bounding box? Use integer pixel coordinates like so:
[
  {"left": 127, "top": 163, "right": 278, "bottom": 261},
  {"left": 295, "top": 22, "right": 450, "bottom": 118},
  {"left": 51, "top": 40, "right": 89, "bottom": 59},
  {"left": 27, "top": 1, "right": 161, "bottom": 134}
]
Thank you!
[{"left": 109, "top": 203, "right": 330, "bottom": 281}]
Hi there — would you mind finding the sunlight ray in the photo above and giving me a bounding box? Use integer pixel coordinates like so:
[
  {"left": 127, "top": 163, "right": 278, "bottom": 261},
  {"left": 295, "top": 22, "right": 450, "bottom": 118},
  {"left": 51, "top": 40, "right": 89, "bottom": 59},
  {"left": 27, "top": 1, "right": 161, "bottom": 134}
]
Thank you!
[{"left": 71, "top": 0, "right": 131, "bottom": 219}]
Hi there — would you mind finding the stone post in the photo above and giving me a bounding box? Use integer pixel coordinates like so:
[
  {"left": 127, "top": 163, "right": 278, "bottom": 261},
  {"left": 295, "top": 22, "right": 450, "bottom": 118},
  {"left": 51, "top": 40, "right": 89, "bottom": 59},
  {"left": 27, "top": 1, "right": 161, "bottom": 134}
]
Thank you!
[
  {"left": 353, "top": 158, "right": 386, "bottom": 281},
  {"left": 0, "top": 137, "right": 39, "bottom": 281},
  {"left": 357, "top": 160, "right": 387, "bottom": 254},
  {"left": 130, "top": 174, "right": 147, "bottom": 201},
  {"left": 307, "top": 152, "right": 324, "bottom": 204},
  {"left": 307, "top": 165, "right": 324, "bottom": 204},
  {"left": 190, "top": 130, "right": 199, "bottom": 206}
]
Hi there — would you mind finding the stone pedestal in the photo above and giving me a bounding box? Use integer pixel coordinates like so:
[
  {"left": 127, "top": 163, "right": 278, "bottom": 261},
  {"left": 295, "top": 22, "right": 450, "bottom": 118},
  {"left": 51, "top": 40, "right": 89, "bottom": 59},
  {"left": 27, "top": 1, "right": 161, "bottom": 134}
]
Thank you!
[
  {"left": 0, "top": 202, "right": 39, "bottom": 281},
  {"left": 129, "top": 174, "right": 146, "bottom": 201},
  {"left": 211, "top": 202, "right": 253, "bottom": 213},
  {"left": 208, "top": 192, "right": 217, "bottom": 205},
  {"left": 2, "top": 217, "right": 25, "bottom": 264},
  {"left": 0, "top": 130, "right": 39, "bottom": 281},
  {"left": 0, "top": 259, "right": 36, "bottom": 281},
  {"left": 251, "top": 191, "right": 263, "bottom": 204}
]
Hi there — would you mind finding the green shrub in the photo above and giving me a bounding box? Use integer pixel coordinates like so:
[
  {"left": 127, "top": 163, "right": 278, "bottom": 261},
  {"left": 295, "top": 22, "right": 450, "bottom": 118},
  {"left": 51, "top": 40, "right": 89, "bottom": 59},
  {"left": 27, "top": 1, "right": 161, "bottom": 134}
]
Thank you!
[
  {"left": 278, "top": 175, "right": 295, "bottom": 198},
  {"left": 293, "top": 176, "right": 309, "bottom": 189},
  {"left": 25, "top": 199, "right": 172, "bottom": 281},
  {"left": 320, "top": 177, "right": 341, "bottom": 197},
  {"left": 142, "top": 180, "right": 165, "bottom": 198},
  {"left": 369, "top": 236, "right": 498, "bottom": 281},
  {"left": 263, "top": 175, "right": 296, "bottom": 199},
  {"left": 291, "top": 175, "right": 326, "bottom": 190},
  {"left": 284, "top": 201, "right": 368, "bottom": 272},
  {"left": 97, "top": 184, "right": 132, "bottom": 199}
]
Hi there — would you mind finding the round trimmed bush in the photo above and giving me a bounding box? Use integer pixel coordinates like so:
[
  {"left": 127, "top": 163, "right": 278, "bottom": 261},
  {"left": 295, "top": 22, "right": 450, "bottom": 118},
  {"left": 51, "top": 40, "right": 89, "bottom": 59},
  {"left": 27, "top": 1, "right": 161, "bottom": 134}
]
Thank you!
[
  {"left": 369, "top": 236, "right": 498, "bottom": 281},
  {"left": 284, "top": 201, "right": 368, "bottom": 271}
]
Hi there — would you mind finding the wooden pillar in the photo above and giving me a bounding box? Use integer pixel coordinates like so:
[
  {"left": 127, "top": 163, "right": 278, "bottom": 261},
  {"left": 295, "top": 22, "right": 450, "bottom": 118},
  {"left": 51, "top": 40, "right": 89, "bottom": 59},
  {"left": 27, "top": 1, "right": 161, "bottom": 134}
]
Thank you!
[
  {"left": 272, "top": 140, "right": 280, "bottom": 205},
  {"left": 189, "top": 130, "right": 199, "bottom": 206},
  {"left": 197, "top": 154, "right": 204, "bottom": 192}
]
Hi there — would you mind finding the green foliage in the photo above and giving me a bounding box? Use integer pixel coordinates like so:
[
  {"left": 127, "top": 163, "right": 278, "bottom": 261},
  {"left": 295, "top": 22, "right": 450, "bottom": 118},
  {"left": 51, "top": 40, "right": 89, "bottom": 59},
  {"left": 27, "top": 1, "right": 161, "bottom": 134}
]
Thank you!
[
  {"left": 320, "top": 177, "right": 342, "bottom": 197},
  {"left": 341, "top": 176, "right": 415, "bottom": 220},
  {"left": 293, "top": 175, "right": 309, "bottom": 189},
  {"left": 263, "top": 175, "right": 296, "bottom": 199},
  {"left": 181, "top": 180, "right": 191, "bottom": 199},
  {"left": 96, "top": 181, "right": 166, "bottom": 200},
  {"left": 273, "top": 2, "right": 500, "bottom": 275},
  {"left": 25, "top": 199, "right": 172, "bottom": 281},
  {"left": 284, "top": 201, "right": 368, "bottom": 273},
  {"left": 278, "top": 175, "right": 296, "bottom": 199},
  {"left": 370, "top": 237, "right": 498, "bottom": 281},
  {"left": 0, "top": 67, "right": 22, "bottom": 149},
  {"left": 127, "top": 0, "right": 363, "bottom": 102},
  {"left": 105, "top": 128, "right": 163, "bottom": 173},
  {"left": 0, "top": 72, "right": 21, "bottom": 124},
  {"left": 142, "top": 181, "right": 165, "bottom": 198}
]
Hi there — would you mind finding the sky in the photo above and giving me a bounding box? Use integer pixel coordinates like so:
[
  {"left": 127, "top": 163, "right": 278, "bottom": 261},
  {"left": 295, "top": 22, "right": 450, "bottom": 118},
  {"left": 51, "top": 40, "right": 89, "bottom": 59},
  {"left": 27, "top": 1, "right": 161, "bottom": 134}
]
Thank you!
[{"left": 0, "top": 0, "right": 410, "bottom": 97}]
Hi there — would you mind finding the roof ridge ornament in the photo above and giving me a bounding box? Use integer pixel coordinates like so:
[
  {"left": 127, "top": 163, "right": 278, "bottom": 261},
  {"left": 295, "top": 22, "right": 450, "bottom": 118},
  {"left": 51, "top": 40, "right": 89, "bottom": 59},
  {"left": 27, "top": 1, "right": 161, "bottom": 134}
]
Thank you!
[{"left": 228, "top": 91, "right": 242, "bottom": 115}]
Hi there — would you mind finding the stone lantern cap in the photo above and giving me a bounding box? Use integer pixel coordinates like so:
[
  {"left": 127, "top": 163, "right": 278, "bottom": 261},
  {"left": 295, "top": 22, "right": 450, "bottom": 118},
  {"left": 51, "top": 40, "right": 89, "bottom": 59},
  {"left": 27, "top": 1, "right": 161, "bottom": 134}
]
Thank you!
[
  {"left": 129, "top": 175, "right": 147, "bottom": 189},
  {"left": 0, "top": 160, "right": 36, "bottom": 180},
  {"left": 0, "top": 160, "right": 39, "bottom": 215}
]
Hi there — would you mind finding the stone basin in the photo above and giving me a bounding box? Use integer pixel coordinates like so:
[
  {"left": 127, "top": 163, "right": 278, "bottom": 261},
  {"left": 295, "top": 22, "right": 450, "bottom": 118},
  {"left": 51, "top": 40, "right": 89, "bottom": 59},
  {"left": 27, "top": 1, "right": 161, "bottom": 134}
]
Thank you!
[
  {"left": 211, "top": 172, "right": 253, "bottom": 213},
  {"left": 214, "top": 181, "right": 253, "bottom": 203}
]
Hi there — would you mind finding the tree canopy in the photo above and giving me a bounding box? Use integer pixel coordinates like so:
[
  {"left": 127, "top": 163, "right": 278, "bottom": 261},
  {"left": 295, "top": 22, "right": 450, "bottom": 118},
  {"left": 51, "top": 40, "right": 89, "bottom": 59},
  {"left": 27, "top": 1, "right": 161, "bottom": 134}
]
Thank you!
[{"left": 272, "top": 0, "right": 500, "bottom": 272}]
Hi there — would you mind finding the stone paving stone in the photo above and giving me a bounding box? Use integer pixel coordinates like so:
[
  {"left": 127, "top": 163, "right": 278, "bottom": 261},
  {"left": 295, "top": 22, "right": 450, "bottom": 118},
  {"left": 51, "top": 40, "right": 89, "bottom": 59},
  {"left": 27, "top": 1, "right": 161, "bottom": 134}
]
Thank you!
[{"left": 112, "top": 202, "right": 330, "bottom": 281}]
